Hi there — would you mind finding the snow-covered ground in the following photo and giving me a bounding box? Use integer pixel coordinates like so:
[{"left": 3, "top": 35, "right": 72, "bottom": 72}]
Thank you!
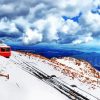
[
  {"left": 0, "top": 53, "right": 67, "bottom": 100},
  {"left": 0, "top": 51, "right": 100, "bottom": 100}
]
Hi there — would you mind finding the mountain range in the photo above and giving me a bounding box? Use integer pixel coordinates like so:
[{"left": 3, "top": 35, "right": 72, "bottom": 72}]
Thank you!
[{"left": 11, "top": 45, "right": 100, "bottom": 71}]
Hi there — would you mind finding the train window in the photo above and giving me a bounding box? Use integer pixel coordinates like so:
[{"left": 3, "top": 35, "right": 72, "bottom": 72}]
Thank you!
[
  {"left": 1, "top": 48, "right": 5, "bottom": 52},
  {"left": 5, "top": 48, "right": 10, "bottom": 51}
]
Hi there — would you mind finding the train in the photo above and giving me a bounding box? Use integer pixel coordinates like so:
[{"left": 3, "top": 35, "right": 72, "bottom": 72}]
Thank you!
[{"left": 0, "top": 43, "right": 11, "bottom": 58}]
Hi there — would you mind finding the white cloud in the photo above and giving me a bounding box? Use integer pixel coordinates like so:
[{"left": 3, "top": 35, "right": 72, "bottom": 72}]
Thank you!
[
  {"left": 80, "top": 11, "right": 100, "bottom": 32},
  {"left": 61, "top": 19, "right": 80, "bottom": 34},
  {"left": 21, "top": 0, "right": 100, "bottom": 45},
  {"left": 53, "top": 0, "right": 94, "bottom": 17},
  {"left": 0, "top": 17, "right": 19, "bottom": 33},
  {"left": 33, "top": 19, "right": 46, "bottom": 32},
  {"left": 23, "top": 28, "right": 43, "bottom": 44},
  {"left": 33, "top": 15, "right": 64, "bottom": 42},
  {"left": 93, "top": 0, "right": 100, "bottom": 8},
  {"left": 0, "top": 0, "right": 100, "bottom": 45},
  {"left": 44, "top": 15, "right": 63, "bottom": 41},
  {"left": 32, "top": 15, "right": 80, "bottom": 42},
  {"left": 14, "top": 16, "right": 29, "bottom": 28},
  {"left": 27, "top": 3, "right": 47, "bottom": 21},
  {"left": 0, "top": 4, "right": 15, "bottom": 14},
  {"left": 72, "top": 33, "right": 93, "bottom": 44}
]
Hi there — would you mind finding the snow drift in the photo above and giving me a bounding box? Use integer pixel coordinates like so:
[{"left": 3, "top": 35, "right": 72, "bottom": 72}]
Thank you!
[{"left": 0, "top": 51, "right": 100, "bottom": 100}]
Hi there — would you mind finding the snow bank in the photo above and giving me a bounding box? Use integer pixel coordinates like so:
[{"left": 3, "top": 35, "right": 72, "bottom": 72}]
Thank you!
[
  {"left": 0, "top": 51, "right": 99, "bottom": 100},
  {"left": 0, "top": 54, "right": 67, "bottom": 100},
  {"left": 10, "top": 51, "right": 100, "bottom": 100}
]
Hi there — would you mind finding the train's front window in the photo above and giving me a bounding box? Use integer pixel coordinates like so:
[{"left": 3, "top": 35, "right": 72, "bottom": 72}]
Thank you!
[
  {"left": 1, "top": 48, "right": 5, "bottom": 52},
  {"left": 5, "top": 48, "right": 10, "bottom": 51},
  {"left": 1, "top": 48, "right": 10, "bottom": 52}
]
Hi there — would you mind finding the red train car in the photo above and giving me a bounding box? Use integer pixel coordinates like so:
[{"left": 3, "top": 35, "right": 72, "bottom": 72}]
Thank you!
[{"left": 0, "top": 45, "right": 11, "bottom": 58}]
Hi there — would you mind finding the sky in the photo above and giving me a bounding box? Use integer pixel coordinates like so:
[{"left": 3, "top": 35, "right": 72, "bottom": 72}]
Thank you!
[{"left": 0, "top": 0, "right": 100, "bottom": 49}]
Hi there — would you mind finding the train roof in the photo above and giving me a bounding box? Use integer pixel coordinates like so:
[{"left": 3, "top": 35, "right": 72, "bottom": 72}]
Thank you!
[{"left": 0, "top": 43, "right": 10, "bottom": 47}]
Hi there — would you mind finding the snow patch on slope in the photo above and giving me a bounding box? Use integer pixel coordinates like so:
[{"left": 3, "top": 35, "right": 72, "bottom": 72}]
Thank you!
[
  {"left": 0, "top": 54, "right": 67, "bottom": 100},
  {"left": 11, "top": 51, "right": 100, "bottom": 99}
]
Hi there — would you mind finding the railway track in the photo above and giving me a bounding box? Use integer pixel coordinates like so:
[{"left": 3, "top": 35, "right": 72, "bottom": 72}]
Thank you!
[{"left": 10, "top": 55, "right": 99, "bottom": 100}]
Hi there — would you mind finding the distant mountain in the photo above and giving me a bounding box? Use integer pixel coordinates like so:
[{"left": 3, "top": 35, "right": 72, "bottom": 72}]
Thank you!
[
  {"left": 11, "top": 45, "right": 83, "bottom": 57},
  {"left": 11, "top": 45, "right": 100, "bottom": 71},
  {"left": 72, "top": 52, "right": 100, "bottom": 71}
]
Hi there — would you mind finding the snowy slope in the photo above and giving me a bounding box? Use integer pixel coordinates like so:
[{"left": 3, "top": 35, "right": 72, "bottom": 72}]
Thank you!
[
  {"left": 52, "top": 57, "right": 100, "bottom": 99},
  {"left": 0, "top": 54, "right": 67, "bottom": 100},
  {"left": 55, "top": 57, "right": 99, "bottom": 77},
  {"left": 0, "top": 51, "right": 100, "bottom": 100},
  {"left": 10, "top": 51, "right": 100, "bottom": 100}
]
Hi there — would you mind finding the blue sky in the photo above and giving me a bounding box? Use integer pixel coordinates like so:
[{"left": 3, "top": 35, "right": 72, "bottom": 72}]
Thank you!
[{"left": 0, "top": 0, "right": 100, "bottom": 51}]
